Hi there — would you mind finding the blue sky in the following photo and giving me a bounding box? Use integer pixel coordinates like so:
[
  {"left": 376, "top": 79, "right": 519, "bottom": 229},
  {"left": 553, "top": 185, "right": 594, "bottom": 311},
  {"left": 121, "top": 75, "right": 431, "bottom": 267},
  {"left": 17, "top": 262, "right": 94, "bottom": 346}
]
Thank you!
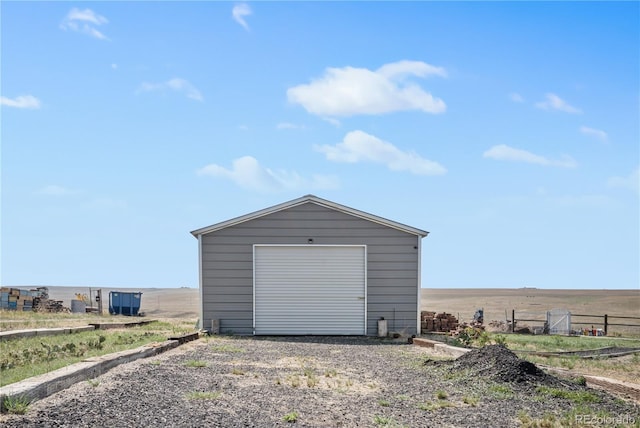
[{"left": 2, "top": 2, "right": 638, "bottom": 290}]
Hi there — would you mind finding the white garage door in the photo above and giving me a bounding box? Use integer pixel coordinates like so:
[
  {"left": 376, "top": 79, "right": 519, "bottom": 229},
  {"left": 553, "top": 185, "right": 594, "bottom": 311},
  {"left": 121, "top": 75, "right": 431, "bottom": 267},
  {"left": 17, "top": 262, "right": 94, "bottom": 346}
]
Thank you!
[{"left": 254, "top": 245, "right": 366, "bottom": 335}]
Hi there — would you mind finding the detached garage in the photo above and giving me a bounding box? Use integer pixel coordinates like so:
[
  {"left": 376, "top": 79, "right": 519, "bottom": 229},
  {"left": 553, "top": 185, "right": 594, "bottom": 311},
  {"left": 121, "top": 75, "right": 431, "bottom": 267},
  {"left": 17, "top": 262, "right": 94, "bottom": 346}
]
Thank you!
[{"left": 190, "top": 195, "right": 428, "bottom": 336}]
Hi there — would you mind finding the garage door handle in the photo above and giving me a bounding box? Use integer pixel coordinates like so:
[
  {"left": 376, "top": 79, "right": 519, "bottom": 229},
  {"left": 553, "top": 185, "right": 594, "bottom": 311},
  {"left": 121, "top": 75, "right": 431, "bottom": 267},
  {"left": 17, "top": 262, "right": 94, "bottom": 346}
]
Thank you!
[{"left": 357, "top": 297, "right": 365, "bottom": 300}]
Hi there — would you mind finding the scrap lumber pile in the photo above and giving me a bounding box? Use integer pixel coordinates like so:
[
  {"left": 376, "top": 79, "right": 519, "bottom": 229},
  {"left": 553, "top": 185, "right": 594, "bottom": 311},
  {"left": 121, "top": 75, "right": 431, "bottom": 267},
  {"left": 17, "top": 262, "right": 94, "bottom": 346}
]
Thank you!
[
  {"left": 421, "top": 311, "right": 460, "bottom": 333},
  {"left": 33, "top": 297, "right": 68, "bottom": 313},
  {"left": 33, "top": 287, "right": 69, "bottom": 313},
  {"left": 488, "top": 320, "right": 509, "bottom": 332}
]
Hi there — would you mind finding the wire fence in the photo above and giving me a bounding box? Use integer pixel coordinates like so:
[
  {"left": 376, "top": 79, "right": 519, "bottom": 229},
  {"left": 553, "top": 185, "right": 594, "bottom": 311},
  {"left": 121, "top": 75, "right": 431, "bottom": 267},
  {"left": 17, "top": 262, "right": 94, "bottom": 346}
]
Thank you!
[{"left": 512, "top": 310, "right": 640, "bottom": 336}]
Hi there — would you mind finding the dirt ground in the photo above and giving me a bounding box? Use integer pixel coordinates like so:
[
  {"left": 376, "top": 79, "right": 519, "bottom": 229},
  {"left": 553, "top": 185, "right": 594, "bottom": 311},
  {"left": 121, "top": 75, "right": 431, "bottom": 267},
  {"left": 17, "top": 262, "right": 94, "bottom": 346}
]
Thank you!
[{"left": 2, "top": 337, "right": 637, "bottom": 427}]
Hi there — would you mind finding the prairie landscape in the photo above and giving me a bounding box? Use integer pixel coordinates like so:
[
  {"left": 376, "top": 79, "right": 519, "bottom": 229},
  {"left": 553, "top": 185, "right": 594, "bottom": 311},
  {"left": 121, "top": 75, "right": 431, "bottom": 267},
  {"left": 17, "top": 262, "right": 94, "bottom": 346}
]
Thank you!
[
  {"left": 4, "top": 286, "right": 637, "bottom": 334},
  {"left": 1, "top": 286, "right": 639, "bottom": 426},
  {"left": 421, "top": 288, "right": 640, "bottom": 333}
]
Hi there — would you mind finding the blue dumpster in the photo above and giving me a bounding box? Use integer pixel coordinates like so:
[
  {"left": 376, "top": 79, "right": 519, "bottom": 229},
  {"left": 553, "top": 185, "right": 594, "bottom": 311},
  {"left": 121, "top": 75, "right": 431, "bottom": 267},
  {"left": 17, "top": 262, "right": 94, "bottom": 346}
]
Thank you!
[{"left": 109, "top": 291, "right": 142, "bottom": 316}]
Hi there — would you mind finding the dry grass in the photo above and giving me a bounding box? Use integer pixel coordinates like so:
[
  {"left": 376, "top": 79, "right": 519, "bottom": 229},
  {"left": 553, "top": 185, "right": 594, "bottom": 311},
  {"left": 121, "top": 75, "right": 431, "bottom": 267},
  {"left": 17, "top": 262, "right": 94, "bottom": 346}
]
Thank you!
[
  {"left": 6, "top": 287, "right": 635, "bottom": 335},
  {"left": 421, "top": 288, "right": 640, "bottom": 336}
]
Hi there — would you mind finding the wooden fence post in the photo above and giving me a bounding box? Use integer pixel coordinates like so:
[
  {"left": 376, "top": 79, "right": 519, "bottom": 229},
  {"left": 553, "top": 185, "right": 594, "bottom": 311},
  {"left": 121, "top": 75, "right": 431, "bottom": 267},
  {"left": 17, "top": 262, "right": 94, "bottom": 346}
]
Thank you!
[
  {"left": 604, "top": 314, "right": 608, "bottom": 336},
  {"left": 512, "top": 309, "right": 515, "bottom": 333}
]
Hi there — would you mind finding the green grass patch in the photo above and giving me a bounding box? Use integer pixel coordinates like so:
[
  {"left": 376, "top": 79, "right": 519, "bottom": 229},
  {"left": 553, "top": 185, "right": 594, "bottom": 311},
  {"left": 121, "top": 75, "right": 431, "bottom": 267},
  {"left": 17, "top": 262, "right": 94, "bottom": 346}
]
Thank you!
[
  {"left": 87, "top": 379, "right": 100, "bottom": 387},
  {"left": 287, "top": 374, "right": 301, "bottom": 388},
  {"left": 306, "top": 374, "right": 318, "bottom": 387},
  {"left": 184, "top": 360, "right": 208, "bottom": 368},
  {"left": 491, "top": 333, "right": 640, "bottom": 353},
  {"left": 536, "top": 386, "right": 600, "bottom": 404},
  {"left": 324, "top": 369, "right": 337, "bottom": 378},
  {"left": 282, "top": 411, "right": 298, "bottom": 423},
  {"left": 559, "top": 405, "right": 619, "bottom": 427},
  {"left": 2, "top": 395, "right": 31, "bottom": 414},
  {"left": 517, "top": 410, "right": 558, "bottom": 427},
  {"left": 378, "top": 399, "right": 390, "bottom": 407},
  {"left": 185, "top": 391, "right": 221, "bottom": 400},
  {"left": 0, "top": 327, "right": 167, "bottom": 386},
  {"left": 462, "top": 395, "right": 479, "bottom": 406},
  {"left": 488, "top": 384, "right": 513, "bottom": 399}
]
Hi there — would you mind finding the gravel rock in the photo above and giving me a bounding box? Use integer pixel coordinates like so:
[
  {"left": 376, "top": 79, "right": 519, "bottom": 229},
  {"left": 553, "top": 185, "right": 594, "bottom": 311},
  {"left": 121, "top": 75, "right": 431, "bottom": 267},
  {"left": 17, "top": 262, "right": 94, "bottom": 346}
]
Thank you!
[{"left": 1, "top": 337, "right": 638, "bottom": 427}]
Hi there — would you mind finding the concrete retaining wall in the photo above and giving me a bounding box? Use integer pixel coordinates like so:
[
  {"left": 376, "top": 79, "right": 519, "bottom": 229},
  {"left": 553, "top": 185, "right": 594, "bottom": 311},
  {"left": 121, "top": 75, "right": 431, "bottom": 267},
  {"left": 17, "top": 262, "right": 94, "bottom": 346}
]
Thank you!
[
  {"left": 413, "top": 338, "right": 471, "bottom": 358},
  {"left": 0, "top": 326, "right": 96, "bottom": 342},
  {"left": 0, "top": 339, "right": 184, "bottom": 411}
]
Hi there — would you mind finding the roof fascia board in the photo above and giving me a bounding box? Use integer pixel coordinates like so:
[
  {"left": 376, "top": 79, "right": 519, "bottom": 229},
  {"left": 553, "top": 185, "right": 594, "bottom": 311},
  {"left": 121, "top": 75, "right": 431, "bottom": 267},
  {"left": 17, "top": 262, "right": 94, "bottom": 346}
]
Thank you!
[
  {"left": 190, "top": 195, "right": 428, "bottom": 238},
  {"left": 308, "top": 196, "right": 428, "bottom": 237}
]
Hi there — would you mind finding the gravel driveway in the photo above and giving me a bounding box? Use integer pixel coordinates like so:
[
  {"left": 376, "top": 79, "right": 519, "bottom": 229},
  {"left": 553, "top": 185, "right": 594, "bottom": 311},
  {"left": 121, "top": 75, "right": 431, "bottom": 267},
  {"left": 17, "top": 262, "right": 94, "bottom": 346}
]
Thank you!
[{"left": 2, "top": 337, "right": 638, "bottom": 427}]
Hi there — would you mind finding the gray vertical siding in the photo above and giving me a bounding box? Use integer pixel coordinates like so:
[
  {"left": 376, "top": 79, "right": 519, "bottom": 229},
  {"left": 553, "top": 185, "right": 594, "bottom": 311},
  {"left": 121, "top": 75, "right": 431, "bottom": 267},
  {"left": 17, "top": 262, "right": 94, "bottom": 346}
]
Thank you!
[{"left": 200, "top": 202, "right": 420, "bottom": 335}]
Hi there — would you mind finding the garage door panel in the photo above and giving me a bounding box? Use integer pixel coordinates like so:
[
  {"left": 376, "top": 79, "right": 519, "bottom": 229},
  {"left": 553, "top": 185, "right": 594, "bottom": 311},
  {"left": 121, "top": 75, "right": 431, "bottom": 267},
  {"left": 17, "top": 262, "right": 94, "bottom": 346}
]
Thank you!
[{"left": 254, "top": 245, "right": 366, "bottom": 335}]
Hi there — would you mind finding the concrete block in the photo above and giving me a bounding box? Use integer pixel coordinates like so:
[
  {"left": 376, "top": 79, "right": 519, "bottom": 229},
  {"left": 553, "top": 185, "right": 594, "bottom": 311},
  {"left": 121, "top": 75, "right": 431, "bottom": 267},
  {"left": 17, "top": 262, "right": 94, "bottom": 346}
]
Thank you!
[{"left": 0, "top": 340, "right": 181, "bottom": 412}]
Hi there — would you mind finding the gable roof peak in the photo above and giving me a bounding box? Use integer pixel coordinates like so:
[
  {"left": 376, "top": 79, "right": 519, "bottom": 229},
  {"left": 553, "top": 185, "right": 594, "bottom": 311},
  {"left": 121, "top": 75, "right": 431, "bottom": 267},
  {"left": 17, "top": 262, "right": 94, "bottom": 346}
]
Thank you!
[{"left": 190, "top": 194, "right": 428, "bottom": 238}]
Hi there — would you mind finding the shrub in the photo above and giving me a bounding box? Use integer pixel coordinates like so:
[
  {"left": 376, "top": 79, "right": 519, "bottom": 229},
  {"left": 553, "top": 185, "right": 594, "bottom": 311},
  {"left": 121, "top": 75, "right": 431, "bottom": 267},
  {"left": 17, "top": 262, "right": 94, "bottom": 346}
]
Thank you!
[
  {"left": 283, "top": 411, "right": 298, "bottom": 422},
  {"left": 3, "top": 395, "right": 30, "bottom": 415},
  {"left": 492, "top": 334, "right": 507, "bottom": 346},
  {"left": 462, "top": 395, "right": 479, "bottom": 406}
]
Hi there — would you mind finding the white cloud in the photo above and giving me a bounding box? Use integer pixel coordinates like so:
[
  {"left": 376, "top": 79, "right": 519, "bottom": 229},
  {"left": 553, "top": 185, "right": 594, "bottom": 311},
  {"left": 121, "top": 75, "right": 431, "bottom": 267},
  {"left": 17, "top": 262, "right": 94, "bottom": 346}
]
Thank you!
[
  {"left": 535, "top": 93, "right": 582, "bottom": 114},
  {"left": 287, "top": 60, "right": 447, "bottom": 117},
  {"left": 1, "top": 95, "right": 41, "bottom": 109},
  {"left": 37, "top": 185, "right": 78, "bottom": 196},
  {"left": 197, "top": 156, "right": 339, "bottom": 192},
  {"left": 276, "top": 122, "right": 304, "bottom": 130},
  {"left": 138, "top": 78, "right": 203, "bottom": 101},
  {"left": 579, "top": 126, "right": 608, "bottom": 143},
  {"left": 232, "top": 3, "right": 252, "bottom": 31},
  {"left": 315, "top": 130, "right": 446, "bottom": 176},
  {"left": 60, "top": 8, "right": 109, "bottom": 40},
  {"left": 608, "top": 167, "right": 639, "bottom": 195},
  {"left": 509, "top": 92, "right": 524, "bottom": 103},
  {"left": 322, "top": 117, "right": 341, "bottom": 127},
  {"left": 483, "top": 144, "right": 577, "bottom": 168}
]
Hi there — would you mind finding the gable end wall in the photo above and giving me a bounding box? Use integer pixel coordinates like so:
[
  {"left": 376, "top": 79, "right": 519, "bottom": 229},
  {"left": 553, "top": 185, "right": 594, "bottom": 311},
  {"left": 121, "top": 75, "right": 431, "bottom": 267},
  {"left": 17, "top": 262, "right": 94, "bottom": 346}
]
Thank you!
[{"left": 200, "top": 203, "right": 420, "bottom": 335}]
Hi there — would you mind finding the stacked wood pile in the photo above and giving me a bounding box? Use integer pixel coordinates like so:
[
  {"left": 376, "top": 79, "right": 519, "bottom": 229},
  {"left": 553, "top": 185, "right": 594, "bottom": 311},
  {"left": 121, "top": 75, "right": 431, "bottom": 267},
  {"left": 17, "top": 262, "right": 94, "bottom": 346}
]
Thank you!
[
  {"left": 421, "top": 311, "right": 459, "bottom": 333},
  {"left": 1, "top": 287, "right": 37, "bottom": 311},
  {"left": 0, "top": 286, "right": 69, "bottom": 313},
  {"left": 33, "top": 298, "right": 68, "bottom": 313},
  {"left": 33, "top": 288, "right": 69, "bottom": 313}
]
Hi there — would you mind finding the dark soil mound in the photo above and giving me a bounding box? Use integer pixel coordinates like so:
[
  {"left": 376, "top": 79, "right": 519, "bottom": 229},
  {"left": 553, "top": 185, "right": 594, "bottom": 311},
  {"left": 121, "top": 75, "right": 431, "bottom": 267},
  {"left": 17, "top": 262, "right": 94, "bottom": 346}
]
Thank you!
[{"left": 451, "top": 344, "right": 561, "bottom": 386}]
